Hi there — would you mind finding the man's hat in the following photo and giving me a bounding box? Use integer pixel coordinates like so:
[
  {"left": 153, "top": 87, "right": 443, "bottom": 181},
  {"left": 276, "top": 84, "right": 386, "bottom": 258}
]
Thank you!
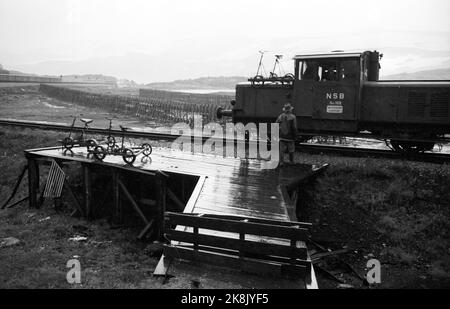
[{"left": 282, "top": 103, "right": 294, "bottom": 112}]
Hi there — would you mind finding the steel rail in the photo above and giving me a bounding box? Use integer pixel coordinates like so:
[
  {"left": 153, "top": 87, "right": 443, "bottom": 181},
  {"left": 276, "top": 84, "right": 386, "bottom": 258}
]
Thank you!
[{"left": 1, "top": 118, "right": 449, "bottom": 164}]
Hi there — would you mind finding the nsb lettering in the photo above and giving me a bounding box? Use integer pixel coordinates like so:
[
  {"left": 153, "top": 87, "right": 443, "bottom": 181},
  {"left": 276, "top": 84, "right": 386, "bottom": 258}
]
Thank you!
[{"left": 326, "top": 93, "right": 345, "bottom": 100}]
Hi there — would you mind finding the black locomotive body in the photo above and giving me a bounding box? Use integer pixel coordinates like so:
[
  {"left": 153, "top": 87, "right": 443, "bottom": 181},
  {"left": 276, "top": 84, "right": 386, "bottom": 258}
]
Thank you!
[{"left": 219, "top": 51, "right": 450, "bottom": 152}]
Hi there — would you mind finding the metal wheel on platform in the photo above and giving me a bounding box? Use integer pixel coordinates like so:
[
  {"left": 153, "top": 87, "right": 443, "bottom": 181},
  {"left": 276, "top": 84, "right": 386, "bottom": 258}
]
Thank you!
[
  {"left": 122, "top": 148, "right": 136, "bottom": 165},
  {"left": 107, "top": 136, "right": 116, "bottom": 148},
  {"left": 142, "top": 143, "right": 152, "bottom": 156},
  {"left": 62, "top": 137, "right": 74, "bottom": 150},
  {"left": 93, "top": 145, "right": 107, "bottom": 161},
  {"left": 251, "top": 75, "right": 265, "bottom": 87},
  {"left": 86, "top": 139, "right": 97, "bottom": 152}
]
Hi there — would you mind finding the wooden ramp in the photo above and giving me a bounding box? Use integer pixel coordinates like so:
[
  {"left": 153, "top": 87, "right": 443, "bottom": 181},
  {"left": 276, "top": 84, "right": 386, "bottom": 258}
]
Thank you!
[{"left": 24, "top": 145, "right": 324, "bottom": 288}]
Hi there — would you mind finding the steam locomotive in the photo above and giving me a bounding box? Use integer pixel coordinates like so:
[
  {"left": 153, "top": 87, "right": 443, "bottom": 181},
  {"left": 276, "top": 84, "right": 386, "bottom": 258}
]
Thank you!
[{"left": 218, "top": 50, "right": 450, "bottom": 152}]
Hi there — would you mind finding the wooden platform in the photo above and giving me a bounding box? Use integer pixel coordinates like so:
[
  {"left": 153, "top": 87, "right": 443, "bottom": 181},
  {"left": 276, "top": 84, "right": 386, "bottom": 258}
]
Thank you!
[
  {"left": 25, "top": 145, "right": 319, "bottom": 221},
  {"left": 24, "top": 145, "right": 323, "bottom": 288}
]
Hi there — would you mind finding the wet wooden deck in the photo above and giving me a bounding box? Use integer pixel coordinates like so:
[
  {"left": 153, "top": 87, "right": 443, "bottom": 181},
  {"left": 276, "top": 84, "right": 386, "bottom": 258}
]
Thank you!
[{"left": 25, "top": 145, "right": 314, "bottom": 222}]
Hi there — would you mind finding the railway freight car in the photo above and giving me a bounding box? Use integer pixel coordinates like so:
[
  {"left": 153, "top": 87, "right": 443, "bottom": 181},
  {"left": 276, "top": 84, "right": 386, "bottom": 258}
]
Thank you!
[{"left": 217, "top": 51, "right": 450, "bottom": 152}]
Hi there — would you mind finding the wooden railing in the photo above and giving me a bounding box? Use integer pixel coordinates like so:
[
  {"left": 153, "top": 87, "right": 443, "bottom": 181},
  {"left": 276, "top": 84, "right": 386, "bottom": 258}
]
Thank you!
[{"left": 163, "top": 212, "right": 312, "bottom": 279}]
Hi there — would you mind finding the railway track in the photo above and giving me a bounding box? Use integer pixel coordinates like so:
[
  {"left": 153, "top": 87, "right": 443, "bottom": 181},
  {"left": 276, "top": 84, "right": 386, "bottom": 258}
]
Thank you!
[{"left": 1, "top": 118, "right": 449, "bottom": 164}]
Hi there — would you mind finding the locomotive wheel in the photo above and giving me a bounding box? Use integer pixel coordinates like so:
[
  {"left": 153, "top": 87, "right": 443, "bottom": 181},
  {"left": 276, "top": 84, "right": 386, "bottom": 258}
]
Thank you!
[
  {"left": 122, "top": 148, "right": 136, "bottom": 165},
  {"left": 93, "top": 145, "right": 107, "bottom": 161},
  {"left": 62, "top": 137, "right": 74, "bottom": 150},
  {"left": 142, "top": 143, "right": 152, "bottom": 156},
  {"left": 107, "top": 136, "right": 116, "bottom": 148},
  {"left": 389, "top": 140, "right": 435, "bottom": 153}
]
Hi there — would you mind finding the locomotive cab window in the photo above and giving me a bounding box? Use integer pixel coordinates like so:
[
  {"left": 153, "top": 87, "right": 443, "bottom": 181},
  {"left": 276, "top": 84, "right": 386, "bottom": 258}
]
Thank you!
[
  {"left": 298, "top": 58, "right": 360, "bottom": 82},
  {"left": 299, "top": 60, "right": 321, "bottom": 81},
  {"left": 340, "top": 59, "right": 360, "bottom": 81}
]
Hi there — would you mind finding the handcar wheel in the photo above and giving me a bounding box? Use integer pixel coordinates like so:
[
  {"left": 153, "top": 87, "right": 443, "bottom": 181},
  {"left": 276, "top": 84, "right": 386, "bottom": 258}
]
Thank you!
[
  {"left": 142, "top": 143, "right": 152, "bottom": 156},
  {"left": 122, "top": 148, "right": 136, "bottom": 165},
  {"left": 107, "top": 136, "right": 116, "bottom": 148},
  {"left": 86, "top": 139, "right": 97, "bottom": 152},
  {"left": 62, "top": 137, "right": 74, "bottom": 150},
  {"left": 252, "top": 75, "right": 265, "bottom": 88},
  {"left": 93, "top": 145, "right": 107, "bottom": 161}
]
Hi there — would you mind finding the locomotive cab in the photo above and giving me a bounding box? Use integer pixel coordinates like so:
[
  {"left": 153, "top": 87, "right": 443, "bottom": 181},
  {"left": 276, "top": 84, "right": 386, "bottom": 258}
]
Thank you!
[{"left": 293, "top": 51, "right": 380, "bottom": 134}]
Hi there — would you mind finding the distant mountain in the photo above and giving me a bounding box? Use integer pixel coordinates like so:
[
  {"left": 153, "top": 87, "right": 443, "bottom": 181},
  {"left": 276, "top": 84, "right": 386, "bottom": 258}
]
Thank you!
[
  {"left": 382, "top": 68, "right": 450, "bottom": 80},
  {"left": 144, "top": 76, "right": 248, "bottom": 90}
]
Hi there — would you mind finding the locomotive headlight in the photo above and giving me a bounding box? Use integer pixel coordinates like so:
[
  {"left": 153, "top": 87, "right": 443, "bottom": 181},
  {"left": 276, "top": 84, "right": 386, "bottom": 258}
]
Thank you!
[{"left": 230, "top": 99, "right": 236, "bottom": 106}]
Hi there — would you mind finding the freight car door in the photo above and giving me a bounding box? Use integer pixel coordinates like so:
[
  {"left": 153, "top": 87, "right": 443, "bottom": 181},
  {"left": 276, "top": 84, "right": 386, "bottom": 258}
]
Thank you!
[{"left": 312, "top": 59, "right": 360, "bottom": 122}]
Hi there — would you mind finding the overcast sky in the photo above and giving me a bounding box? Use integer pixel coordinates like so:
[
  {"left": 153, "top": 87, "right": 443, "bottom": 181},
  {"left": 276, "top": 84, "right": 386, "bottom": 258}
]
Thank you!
[{"left": 1, "top": 0, "right": 449, "bottom": 82}]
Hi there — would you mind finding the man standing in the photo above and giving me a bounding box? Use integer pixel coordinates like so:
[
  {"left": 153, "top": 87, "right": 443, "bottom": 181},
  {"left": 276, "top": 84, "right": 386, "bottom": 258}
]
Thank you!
[{"left": 276, "top": 103, "right": 297, "bottom": 166}]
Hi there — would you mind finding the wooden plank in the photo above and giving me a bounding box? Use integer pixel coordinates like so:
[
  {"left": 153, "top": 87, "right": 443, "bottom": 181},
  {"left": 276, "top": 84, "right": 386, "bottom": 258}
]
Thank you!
[
  {"left": 166, "top": 230, "right": 308, "bottom": 260},
  {"left": 185, "top": 213, "right": 312, "bottom": 229},
  {"left": 164, "top": 245, "right": 309, "bottom": 278},
  {"left": 166, "top": 212, "right": 309, "bottom": 240},
  {"left": 173, "top": 243, "right": 311, "bottom": 268},
  {"left": 118, "top": 179, "right": 149, "bottom": 225},
  {"left": 153, "top": 254, "right": 173, "bottom": 277},
  {"left": 183, "top": 175, "right": 206, "bottom": 214},
  {"left": 306, "top": 264, "right": 319, "bottom": 289}
]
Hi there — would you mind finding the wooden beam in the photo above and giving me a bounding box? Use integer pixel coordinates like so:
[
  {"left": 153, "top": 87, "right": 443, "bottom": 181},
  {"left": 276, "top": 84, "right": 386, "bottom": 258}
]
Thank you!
[
  {"left": 26, "top": 156, "right": 38, "bottom": 208},
  {"left": 111, "top": 168, "right": 122, "bottom": 224},
  {"left": 166, "top": 229, "right": 308, "bottom": 260},
  {"left": 1, "top": 164, "right": 28, "bottom": 209},
  {"left": 166, "top": 212, "right": 309, "bottom": 240},
  {"left": 163, "top": 245, "right": 309, "bottom": 278},
  {"left": 82, "top": 164, "right": 92, "bottom": 219},
  {"left": 155, "top": 174, "right": 167, "bottom": 239},
  {"left": 118, "top": 179, "right": 149, "bottom": 225},
  {"left": 137, "top": 219, "right": 155, "bottom": 240},
  {"left": 64, "top": 179, "right": 84, "bottom": 217},
  {"left": 183, "top": 176, "right": 206, "bottom": 214},
  {"left": 167, "top": 188, "right": 185, "bottom": 211},
  {"left": 4, "top": 196, "right": 29, "bottom": 209}
]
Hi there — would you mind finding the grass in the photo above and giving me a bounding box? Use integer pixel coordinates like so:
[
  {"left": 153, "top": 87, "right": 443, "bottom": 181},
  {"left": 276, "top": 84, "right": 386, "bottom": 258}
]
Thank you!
[{"left": 294, "top": 153, "right": 450, "bottom": 288}]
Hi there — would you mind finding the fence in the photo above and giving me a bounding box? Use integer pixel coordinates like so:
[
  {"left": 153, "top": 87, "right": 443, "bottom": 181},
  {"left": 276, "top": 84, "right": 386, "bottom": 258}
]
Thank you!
[
  {"left": 40, "top": 84, "right": 231, "bottom": 125},
  {"left": 0, "top": 74, "right": 61, "bottom": 83}
]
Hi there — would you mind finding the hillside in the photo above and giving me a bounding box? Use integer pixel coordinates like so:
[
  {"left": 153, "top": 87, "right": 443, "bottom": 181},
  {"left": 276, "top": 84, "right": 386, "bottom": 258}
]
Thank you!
[
  {"left": 382, "top": 68, "right": 450, "bottom": 80},
  {"left": 144, "top": 76, "right": 247, "bottom": 90}
]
